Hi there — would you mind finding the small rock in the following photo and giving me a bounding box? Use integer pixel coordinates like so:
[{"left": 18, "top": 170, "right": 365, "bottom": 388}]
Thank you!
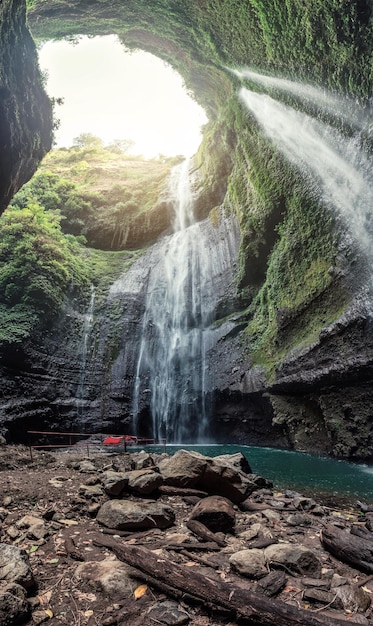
[
  {"left": 126, "top": 468, "right": 163, "bottom": 495},
  {"left": 102, "top": 471, "right": 129, "bottom": 497},
  {"left": 2, "top": 497, "right": 12, "bottom": 507},
  {"left": 0, "top": 544, "right": 35, "bottom": 590},
  {"left": 16, "top": 515, "right": 43, "bottom": 530},
  {"left": 75, "top": 555, "right": 133, "bottom": 598},
  {"left": 257, "top": 570, "right": 287, "bottom": 597},
  {"left": 0, "top": 583, "right": 30, "bottom": 626},
  {"left": 293, "top": 496, "right": 316, "bottom": 511},
  {"left": 335, "top": 584, "right": 371, "bottom": 613},
  {"left": 264, "top": 543, "right": 321, "bottom": 577},
  {"left": 229, "top": 548, "right": 268, "bottom": 579},
  {"left": 131, "top": 450, "right": 155, "bottom": 470},
  {"left": 87, "top": 503, "right": 101, "bottom": 517},
  {"left": 32, "top": 609, "right": 50, "bottom": 624},
  {"left": 303, "top": 588, "right": 342, "bottom": 608},
  {"left": 77, "top": 460, "right": 97, "bottom": 473},
  {"left": 286, "top": 513, "right": 313, "bottom": 527},
  {"left": 27, "top": 522, "right": 47, "bottom": 541},
  {"left": 189, "top": 496, "right": 235, "bottom": 533},
  {"left": 330, "top": 573, "right": 348, "bottom": 587},
  {"left": 262, "top": 509, "right": 281, "bottom": 522},
  {"left": 147, "top": 600, "right": 190, "bottom": 625},
  {"left": 6, "top": 525, "right": 20, "bottom": 540},
  {"left": 79, "top": 484, "right": 104, "bottom": 498},
  {"left": 48, "top": 478, "right": 64, "bottom": 488}
]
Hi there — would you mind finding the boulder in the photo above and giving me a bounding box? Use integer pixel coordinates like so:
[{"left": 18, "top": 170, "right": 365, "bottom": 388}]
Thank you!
[
  {"left": 211, "top": 453, "right": 252, "bottom": 474},
  {"left": 102, "top": 471, "right": 129, "bottom": 497},
  {"left": 264, "top": 543, "right": 321, "bottom": 577},
  {"left": 0, "top": 545, "right": 35, "bottom": 590},
  {"left": 75, "top": 555, "right": 133, "bottom": 598},
  {"left": 158, "top": 450, "right": 208, "bottom": 487},
  {"left": 199, "top": 455, "right": 271, "bottom": 504},
  {"left": 96, "top": 500, "right": 175, "bottom": 531},
  {"left": 189, "top": 495, "right": 235, "bottom": 533},
  {"left": 147, "top": 600, "right": 190, "bottom": 625},
  {"left": 229, "top": 548, "right": 268, "bottom": 579},
  {"left": 0, "top": 583, "right": 30, "bottom": 626},
  {"left": 126, "top": 469, "right": 163, "bottom": 495},
  {"left": 335, "top": 584, "right": 371, "bottom": 613},
  {"left": 131, "top": 450, "right": 155, "bottom": 470}
]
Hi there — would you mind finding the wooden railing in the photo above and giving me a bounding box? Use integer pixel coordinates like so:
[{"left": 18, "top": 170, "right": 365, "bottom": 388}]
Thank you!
[{"left": 27, "top": 430, "right": 167, "bottom": 460}]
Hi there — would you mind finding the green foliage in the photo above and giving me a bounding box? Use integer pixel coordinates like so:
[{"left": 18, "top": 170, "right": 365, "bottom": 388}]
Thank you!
[
  {"left": 0, "top": 203, "right": 90, "bottom": 344},
  {"left": 11, "top": 139, "right": 177, "bottom": 249}
]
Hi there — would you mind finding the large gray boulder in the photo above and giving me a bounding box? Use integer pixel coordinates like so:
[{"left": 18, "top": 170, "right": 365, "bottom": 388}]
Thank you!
[
  {"left": 158, "top": 450, "right": 269, "bottom": 504},
  {"left": 157, "top": 450, "right": 208, "bottom": 487},
  {"left": 0, "top": 544, "right": 35, "bottom": 590},
  {"left": 96, "top": 500, "right": 175, "bottom": 530},
  {"left": 264, "top": 543, "right": 322, "bottom": 577},
  {"left": 125, "top": 469, "right": 163, "bottom": 495}
]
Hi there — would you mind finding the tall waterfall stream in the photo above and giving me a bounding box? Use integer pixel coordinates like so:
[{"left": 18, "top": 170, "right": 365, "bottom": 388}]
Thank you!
[
  {"left": 133, "top": 160, "right": 215, "bottom": 442},
  {"left": 238, "top": 71, "right": 373, "bottom": 260}
]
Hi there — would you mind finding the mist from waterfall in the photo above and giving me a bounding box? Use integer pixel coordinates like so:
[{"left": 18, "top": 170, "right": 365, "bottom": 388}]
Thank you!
[
  {"left": 132, "top": 159, "right": 214, "bottom": 443},
  {"left": 239, "top": 87, "right": 373, "bottom": 258}
]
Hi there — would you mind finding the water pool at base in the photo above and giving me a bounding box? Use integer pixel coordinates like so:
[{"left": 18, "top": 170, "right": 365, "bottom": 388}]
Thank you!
[{"left": 142, "top": 444, "right": 373, "bottom": 504}]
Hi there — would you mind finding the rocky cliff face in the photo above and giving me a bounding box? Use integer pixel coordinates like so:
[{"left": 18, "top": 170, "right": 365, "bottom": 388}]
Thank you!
[
  {"left": 0, "top": 0, "right": 52, "bottom": 213},
  {"left": 0, "top": 0, "right": 372, "bottom": 460}
]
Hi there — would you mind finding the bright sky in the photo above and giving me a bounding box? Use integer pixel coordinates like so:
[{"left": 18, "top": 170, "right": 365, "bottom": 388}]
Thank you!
[{"left": 38, "top": 35, "right": 208, "bottom": 158}]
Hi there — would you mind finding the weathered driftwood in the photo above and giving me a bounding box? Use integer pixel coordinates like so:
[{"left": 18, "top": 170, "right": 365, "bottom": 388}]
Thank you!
[
  {"left": 158, "top": 485, "right": 208, "bottom": 497},
  {"left": 94, "top": 537, "right": 350, "bottom": 626},
  {"left": 350, "top": 524, "right": 373, "bottom": 542},
  {"left": 180, "top": 549, "right": 220, "bottom": 569},
  {"left": 321, "top": 524, "right": 373, "bottom": 573},
  {"left": 186, "top": 519, "right": 227, "bottom": 547},
  {"left": 166, "top": 541, "right": 220, "bottom": 552}
]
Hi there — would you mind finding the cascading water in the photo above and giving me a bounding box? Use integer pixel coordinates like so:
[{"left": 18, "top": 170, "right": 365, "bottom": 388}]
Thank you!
[
  {"left": 238, "top": 82, "right": 373, "bottom": 258},
  {"left": 133, "top": 159, "right": 215, "bottom": 442},
  {"left": 76, "top": 284, "right": 95, "bottom": 421}
]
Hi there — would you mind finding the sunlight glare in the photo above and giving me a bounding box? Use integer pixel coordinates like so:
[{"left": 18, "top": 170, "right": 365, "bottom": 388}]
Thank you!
[{"left": 38, "top": 35, "right": 207, "bottom": 158}]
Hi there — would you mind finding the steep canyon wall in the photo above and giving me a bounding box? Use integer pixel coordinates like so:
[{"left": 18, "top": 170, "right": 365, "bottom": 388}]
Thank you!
[{"left": 0, "top": 0, "right": 372, "bottom": 459}]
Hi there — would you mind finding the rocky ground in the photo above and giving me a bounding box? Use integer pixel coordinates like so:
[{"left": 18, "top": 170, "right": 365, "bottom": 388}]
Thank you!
[{"left": 1, "top": 443, "right": 373, "bottom": 626}]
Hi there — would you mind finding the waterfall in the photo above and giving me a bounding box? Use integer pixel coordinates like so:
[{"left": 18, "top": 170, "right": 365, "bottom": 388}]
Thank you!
[
  {"left": 233, "top": 68, "right": 369, "bottom": 129},
  {"left": 76, "top": 284, "right": 95, "bottom": 421},
  {"left": 132, "top": 159, "right": 215, "bottom": 442},
  {"left": 239, "top": 87, "right": 373, "bottom": 258}
]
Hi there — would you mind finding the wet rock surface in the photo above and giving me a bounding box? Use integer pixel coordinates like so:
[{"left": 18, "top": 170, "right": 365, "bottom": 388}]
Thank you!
[{"left": 0, "top": 445, "right": 373, "bottom": 626}]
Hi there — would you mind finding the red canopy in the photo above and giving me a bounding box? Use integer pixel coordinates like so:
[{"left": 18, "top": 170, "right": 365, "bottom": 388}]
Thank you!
[{"left": 103, "top": 436, "right": 123, "bottom": 445}]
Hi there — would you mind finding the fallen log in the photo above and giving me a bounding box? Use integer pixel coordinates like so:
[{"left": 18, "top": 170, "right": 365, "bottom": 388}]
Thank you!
[
  {"left": 186, "top": 519, "right": 227, "bottom": 547},
  {"left": 159, "top": 485, "right": 208, "bottom": 497},
  {"left": 321, "top": 524, "right": 373, "bottom": 573},
  {"left": 350, "top": 525, "right": 373, "bottom": 542},
  {"left": 93, "top": 536, "right": 351, "bottom": 626}
]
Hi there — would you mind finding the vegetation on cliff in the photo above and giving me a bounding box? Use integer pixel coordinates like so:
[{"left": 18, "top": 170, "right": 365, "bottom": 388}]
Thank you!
[
  {"left": 11, "top": 134, "right": 179, "bottom": 249},
  {"left": 4, "top": 0, "right": 371, "bottom": 371},
  {"left": 0, "top": 135, "right": 179, "bottom": 344},
  {"left": 0, "top": 203, "right": 89, "bottom": 344}
]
